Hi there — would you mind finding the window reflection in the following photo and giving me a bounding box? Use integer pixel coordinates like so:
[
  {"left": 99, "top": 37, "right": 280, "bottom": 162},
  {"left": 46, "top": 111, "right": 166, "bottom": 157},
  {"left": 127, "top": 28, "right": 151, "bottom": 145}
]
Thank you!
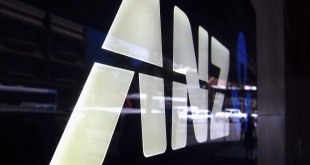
[{"left": 0, "top": 0, "right": 257, "bottom": 164}]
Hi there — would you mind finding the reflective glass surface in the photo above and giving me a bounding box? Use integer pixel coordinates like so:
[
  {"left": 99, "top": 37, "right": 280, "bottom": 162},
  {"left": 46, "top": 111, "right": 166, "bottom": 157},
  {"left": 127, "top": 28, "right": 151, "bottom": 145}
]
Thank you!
[{"left": 0, "top": 0, "right": 257, "bottom": 164}]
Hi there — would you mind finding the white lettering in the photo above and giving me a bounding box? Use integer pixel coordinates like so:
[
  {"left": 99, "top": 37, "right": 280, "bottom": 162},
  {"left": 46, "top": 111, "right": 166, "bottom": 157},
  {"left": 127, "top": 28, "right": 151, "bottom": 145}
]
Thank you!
[
  {"left": 171, "top": 82, "right": 188, "bottom": 150},
  {"left": 139, "top": 73, "right": 167, "bottom": 157},
  {"left": 50, "top": 63, "right": 134, "bottom": 165},
  {"left": 102, "top": 0, "right": 163, "bottom": 67},
  {"left": 210, "top": 37, "right": 230, "bottom": 139},
  {"left": 51, "top": 2, "right": 232, "bottom": 164}
]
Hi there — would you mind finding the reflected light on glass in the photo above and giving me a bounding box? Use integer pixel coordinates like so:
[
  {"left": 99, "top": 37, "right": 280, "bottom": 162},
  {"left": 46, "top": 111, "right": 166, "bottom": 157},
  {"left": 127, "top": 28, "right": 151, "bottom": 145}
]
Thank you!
[
  {"left": 212, "top": 85, "right": 227, "bottom": 90},
  {"left": 244, "top": 85, "right": 257, "bottom": 91}
]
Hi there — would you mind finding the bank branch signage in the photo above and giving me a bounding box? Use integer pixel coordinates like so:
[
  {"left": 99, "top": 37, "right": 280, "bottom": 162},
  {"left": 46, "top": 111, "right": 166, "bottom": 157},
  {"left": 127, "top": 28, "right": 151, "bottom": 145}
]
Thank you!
[{"left": 50, "top": 0, "right": 232, "bottom": 164}]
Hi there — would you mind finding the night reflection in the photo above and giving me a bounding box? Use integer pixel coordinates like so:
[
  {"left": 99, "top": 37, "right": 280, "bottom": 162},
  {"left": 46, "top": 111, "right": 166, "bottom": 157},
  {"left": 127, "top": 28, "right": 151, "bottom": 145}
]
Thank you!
[
  {"left": 0, "top": 0, "right": 257, "bottom": 164},
  {"left": 175, "top": 106, "right": 212, "bottom": 123}
]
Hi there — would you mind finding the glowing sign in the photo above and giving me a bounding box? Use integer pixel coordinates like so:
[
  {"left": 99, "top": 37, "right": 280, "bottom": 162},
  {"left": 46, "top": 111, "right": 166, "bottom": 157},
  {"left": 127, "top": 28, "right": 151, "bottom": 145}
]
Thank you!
[
  {"left": 51, "top": 0, "right": 230, "bottom": 165},
  {"left": 172, "top": 6, "right": 229, "bottom": 148},
  {"left": 102, "top": 0, "right": 163, "bottom": 67},
  {"left": 172, "top": 7, "right": 210, "bottom": 148},
  {"left": 139, "top": 73, "right": 167, "bottom": 157},
  {"left": 50, "top": 63, "right": 134, "bottom": 165}
]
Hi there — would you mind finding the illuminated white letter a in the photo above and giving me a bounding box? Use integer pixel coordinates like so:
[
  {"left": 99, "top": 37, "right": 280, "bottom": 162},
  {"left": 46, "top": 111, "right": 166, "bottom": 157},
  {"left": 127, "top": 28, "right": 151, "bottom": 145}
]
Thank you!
[{"left": 50, "top": 63, "right": 134, "bottom": 165}]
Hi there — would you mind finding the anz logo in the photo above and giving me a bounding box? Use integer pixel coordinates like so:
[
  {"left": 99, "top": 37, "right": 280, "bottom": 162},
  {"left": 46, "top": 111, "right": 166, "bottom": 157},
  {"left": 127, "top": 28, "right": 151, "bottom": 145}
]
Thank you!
[{"left": 51, "top": 0, "right": 233, "bottom": 165}]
